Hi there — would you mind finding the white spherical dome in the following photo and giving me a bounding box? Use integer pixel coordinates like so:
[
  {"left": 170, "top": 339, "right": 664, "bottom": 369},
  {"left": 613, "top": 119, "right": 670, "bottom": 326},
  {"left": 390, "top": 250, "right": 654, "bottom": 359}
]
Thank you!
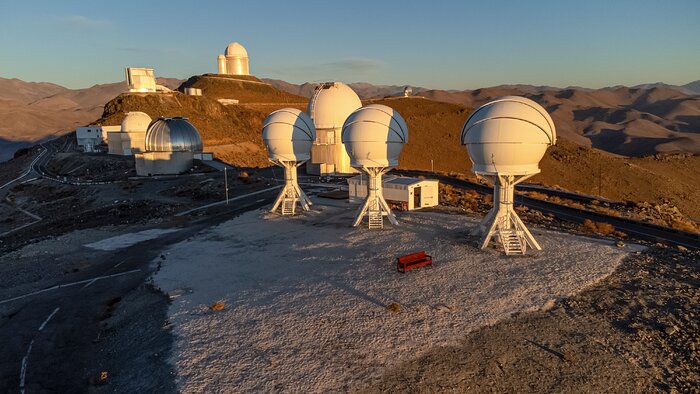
[
  {"left": 262, "top": 108, "right": 316, "bottom": 162},
  {"left": 225, "top": 42, "right": 248, "bottom": 58},
  {"left": 121, "top": 111, "right": 152, "bottom": 133},
  {"left": 461, "top": 96, "right": 556, "bottom": 175},
  {"left": 342, "top": 104, "right": 408, "bottom": 168},
  {"left": 307, "top": 82, "right": 361, "bottom": 129}
]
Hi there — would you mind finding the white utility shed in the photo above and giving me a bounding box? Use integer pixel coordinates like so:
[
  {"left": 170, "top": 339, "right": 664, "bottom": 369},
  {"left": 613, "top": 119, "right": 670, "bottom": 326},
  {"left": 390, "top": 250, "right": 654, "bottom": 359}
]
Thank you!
[{"left": 347, "top": 175, "right": 439, "bottom": 210}]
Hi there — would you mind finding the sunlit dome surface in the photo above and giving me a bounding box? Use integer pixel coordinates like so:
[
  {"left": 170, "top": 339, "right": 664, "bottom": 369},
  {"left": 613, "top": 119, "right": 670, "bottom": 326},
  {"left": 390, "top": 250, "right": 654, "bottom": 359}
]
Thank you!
[
  {"left": 121, "top": 111, "right": 152, "bottom": 133},
  {"left": 145, "top": 117, "right": 203, "bottom": 153},
  {"left": 307, "top": 82, "right": 362, "bottom": 130},
  {"left": 224, "top": 42, "right": 248, "bottom": 58}
]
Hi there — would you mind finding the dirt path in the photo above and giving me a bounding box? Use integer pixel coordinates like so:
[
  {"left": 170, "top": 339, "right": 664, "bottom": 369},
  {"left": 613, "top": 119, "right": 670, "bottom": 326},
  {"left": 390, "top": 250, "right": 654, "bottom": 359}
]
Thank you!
[{"left": 361, "top": 246, "right": 700, "bottom": 393}]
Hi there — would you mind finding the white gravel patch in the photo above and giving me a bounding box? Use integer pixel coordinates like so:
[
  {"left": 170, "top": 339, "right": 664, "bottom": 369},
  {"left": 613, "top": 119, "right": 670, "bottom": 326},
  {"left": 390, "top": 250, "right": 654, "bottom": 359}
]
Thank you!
[
  {"left": 85, "top": 228, "right": 178, "bottom": 251},
  {"left": 153, "top": 203, "right": 634, "bottom": 393}
]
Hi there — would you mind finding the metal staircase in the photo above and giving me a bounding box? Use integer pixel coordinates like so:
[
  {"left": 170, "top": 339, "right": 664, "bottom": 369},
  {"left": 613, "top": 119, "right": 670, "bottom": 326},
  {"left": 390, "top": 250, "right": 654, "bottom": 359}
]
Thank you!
[
  {"left": 368, "top": 211, "right": 384, "bottom": 229},
  {"left": 499, "top": 228, "right": 525, "bottom": 255},
  {"left": 281, "top": 197, "right": 296, "bottom": 215}
]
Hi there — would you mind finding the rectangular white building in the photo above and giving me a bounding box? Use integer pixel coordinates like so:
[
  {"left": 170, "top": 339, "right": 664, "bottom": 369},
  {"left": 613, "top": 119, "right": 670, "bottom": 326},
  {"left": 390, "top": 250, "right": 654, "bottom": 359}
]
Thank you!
[
  {"left": 125, "top": 67, "right": 156, "bottom": 93},
  {"left": 347, "top": 175, "right": 439, "bottom": 211},
  {"left": 76, "top": 126, "right": 103, "bottom": 152}
]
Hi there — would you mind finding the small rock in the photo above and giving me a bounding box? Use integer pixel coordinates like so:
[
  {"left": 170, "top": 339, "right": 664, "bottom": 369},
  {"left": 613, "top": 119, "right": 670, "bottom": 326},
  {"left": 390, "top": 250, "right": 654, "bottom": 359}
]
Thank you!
[
  {"left": 664, "top": 325, "right": 678, "bottom": 336},
  {"left": 435, "top": 304, "right": 452, "bottom": 313},
  {"left": 616, "top": 241, "right": 625, "bottom": 247},
  {"left": 387, "top": 303, "right": 401, "bottom": 313},
  {"left": 677, "top": 245, "right": 688, "bottom": 252}
]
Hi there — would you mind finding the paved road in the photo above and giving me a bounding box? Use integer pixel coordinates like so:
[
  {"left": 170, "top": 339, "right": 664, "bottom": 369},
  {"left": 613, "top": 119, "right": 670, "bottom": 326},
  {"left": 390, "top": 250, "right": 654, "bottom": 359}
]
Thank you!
[{"left": 0, "top": 189, "right": 279, "bottom": 393}]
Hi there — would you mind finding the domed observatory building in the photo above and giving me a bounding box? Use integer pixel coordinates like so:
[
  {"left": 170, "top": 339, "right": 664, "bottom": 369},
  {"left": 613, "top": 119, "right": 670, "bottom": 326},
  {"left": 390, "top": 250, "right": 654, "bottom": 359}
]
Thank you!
[
  {"left": 461, "top": 96, "right": 556, "bottom": 255},
  {"left": 307, "top": 82, "right": 361, "bottom": 175},
  {"left": 217, "top": 42, "right": 250, "bottom": 76},
  {"left": 135, "top": 117, "right": 204, "bottom": 176},
  {"left": 262, "top": 108, "right": 316, "bottom": 215},
  {"left": 108, "top": 111, "right": 152, "bottom": 156},
  {"left": 342, "top": 104, "right": 408, "bottom": 229}
]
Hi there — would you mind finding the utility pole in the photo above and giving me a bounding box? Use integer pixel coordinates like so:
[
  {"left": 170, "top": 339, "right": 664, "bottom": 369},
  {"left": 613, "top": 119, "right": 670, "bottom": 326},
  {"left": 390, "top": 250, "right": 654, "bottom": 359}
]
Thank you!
[
  {"left": 598, "top": 161, "right": 602, "bottom": 196},
  {"left": 431, "top": 159, "right": 434, "bottom": 172},
  {"left": 224, "top": 168, "right": 229, "bottom": 205}
]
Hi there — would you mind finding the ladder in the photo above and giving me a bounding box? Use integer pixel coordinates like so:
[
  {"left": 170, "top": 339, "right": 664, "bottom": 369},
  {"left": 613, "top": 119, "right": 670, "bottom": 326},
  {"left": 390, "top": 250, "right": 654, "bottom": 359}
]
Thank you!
[
  {"left": 499, "top": 228, "right": 525, "bottom": 255},
  {"left": 281, "top": 198, "right": 296, "bottom": 215},
  {"left": 367, "top": 199, "right": 383, "bottom": 229}
]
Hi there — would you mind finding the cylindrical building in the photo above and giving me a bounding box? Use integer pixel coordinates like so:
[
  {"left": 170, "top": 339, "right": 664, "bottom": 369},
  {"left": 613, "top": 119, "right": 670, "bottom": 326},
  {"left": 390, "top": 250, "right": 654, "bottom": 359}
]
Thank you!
[{"left": 306, "top": 82, "right": 361, "bottom": 175}]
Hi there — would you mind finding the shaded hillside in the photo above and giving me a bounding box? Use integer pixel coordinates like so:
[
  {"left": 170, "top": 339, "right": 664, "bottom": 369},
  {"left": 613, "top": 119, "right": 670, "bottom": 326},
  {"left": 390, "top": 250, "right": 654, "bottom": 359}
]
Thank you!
[
  {"left": 0, "top": 77, "right": 183, "bottom": 161},
  {"left": 374, "top": 97, "right": 700, "bottom": 218},
  {"left": 178, "top": 75, "right": 306, "bottom": 103}
]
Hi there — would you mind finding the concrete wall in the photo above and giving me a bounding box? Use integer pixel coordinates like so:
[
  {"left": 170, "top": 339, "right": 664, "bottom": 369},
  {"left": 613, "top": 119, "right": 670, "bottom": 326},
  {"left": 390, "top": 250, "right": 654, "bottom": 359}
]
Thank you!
[
  {"left": 135, "top": 151, "right": 193, "bottom": 176},
  {"left": 108, "top": 132, "right": 146, "bottom": 156}
]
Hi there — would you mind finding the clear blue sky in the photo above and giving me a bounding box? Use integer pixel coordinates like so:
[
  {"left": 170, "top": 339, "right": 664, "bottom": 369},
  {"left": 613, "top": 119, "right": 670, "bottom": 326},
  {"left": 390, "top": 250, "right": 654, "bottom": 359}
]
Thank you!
[{"left": 0, "top": 0, "right": 697, "bottom": 89}]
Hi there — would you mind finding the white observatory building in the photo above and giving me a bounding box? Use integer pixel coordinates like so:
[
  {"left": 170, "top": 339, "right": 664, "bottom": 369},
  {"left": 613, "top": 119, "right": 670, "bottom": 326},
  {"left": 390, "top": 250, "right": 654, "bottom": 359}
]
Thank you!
[
  {"left": 342, "top": 104, "right": 408, "bottom": 229},
  {"left": 108, "top": 111, "right": 152, "bottom": 156},
  {"left": 461, "top": 96, "right": 556, "bottom": 255},
  {"left": 135, "top": 117, "right": 204, "bottom": 176},
  {"left": 262, "top": 108, "right": 316, "bottom": 215},
  {"left": 217, "top": 42, "right": 250, "bottom": 76},
  {"left": 403, "top": 86, "right": 412, "bottom": 97},
  {"left": 307, "top": 82, "right": 362, "bottom": 176}
]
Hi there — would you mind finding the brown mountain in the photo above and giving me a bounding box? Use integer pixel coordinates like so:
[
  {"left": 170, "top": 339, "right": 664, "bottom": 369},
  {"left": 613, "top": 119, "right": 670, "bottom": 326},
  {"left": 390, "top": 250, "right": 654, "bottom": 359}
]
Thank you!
[{"left": 0, "top": 77, "right": 183, "bottom": 161}]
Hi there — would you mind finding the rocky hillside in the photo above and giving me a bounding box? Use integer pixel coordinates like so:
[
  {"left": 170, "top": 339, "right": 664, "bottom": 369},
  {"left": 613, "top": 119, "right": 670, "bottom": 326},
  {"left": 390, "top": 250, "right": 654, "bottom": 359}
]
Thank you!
[
  {"left": 375, "top": 97, "right": 700, "bottom": 218},
  {"left": 179, "top": 75, "right": 306, "bottom": 103},
  {"left": 270, "top": 80, "right": 700, "bottom": 157},
  {"left": 99, "top": 92, "right": 303, "bottom": 168}
]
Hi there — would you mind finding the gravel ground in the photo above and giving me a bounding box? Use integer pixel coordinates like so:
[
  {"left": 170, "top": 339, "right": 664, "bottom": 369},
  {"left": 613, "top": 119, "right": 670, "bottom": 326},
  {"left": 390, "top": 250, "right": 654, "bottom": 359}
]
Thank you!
[
  {"left": 152, "top": 204, "right": 634, "bottom": 392},
  {"left": 362, "top": 246, "right": 700, "bottom": 393}
]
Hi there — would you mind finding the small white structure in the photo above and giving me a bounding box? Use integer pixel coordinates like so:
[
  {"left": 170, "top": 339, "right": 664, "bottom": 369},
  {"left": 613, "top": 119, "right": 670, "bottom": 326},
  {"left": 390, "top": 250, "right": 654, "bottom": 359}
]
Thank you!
[
  {"left": 125, "top": 67, "right": 156, "bottom": 93},
  {"left": 461, "top": 96, "right": 556, "bottom": 255},
  {"left": 403, "top": 86, "right": 412, "bottom": 97},
  {"left": 217, "top": 42, "right": 250, "bottom": 76},
  {"left": 184, "top": 87, "right": 202, "bottom": 96},
  {"left": 262, "top": 108, "right": 316, "bottom": 215},
  {"left": 135, "top": 117, "right": 203, "bottom": 176},
  {"left": 307, "top": 82, "right": 362, "bottom": 175},
  {"left": 217, "top": 98, "right": 239, "bottom": 106},
  {"left": 348, "top": 175, "right": 438, "bottom": 210},
  {"left": 342, "top": 104, "right": 408, "bottom": 228},
  {"left": 76, "top": 126, "right": 103, "bottom": 152}
]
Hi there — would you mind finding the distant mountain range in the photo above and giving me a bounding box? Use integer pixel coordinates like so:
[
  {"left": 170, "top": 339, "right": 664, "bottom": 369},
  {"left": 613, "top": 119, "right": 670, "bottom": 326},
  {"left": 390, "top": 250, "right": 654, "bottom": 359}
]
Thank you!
[
  {"left": 0, "top": 76, "right": 697, "bottom": 161},
  {"left": 265, "top": 79, "right": 700, "bottom": 156}
]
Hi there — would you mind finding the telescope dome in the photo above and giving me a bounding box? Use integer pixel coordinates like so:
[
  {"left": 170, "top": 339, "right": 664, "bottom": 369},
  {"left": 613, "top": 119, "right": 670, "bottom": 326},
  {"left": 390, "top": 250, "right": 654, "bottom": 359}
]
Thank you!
[
  {"left": 224, "top": 42, "right": 248, "bottom": 58},
  {"left": 145, "top": 117, "right": 203, "bottom": 153},
  {"left": 342, "top": 104, "right": 408, "bottom": 168},
  {"left": 461, "top": 96, "right": 556, "bottom": 175},
  {"left": 262, "top": 108, "right": 316, "bottom": 162},
  {"left": 121, "top": 111, "right": 152, "bottom": 133},
  {"left": 307, "top": 82, "right": 361, "bottom": 130}
]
